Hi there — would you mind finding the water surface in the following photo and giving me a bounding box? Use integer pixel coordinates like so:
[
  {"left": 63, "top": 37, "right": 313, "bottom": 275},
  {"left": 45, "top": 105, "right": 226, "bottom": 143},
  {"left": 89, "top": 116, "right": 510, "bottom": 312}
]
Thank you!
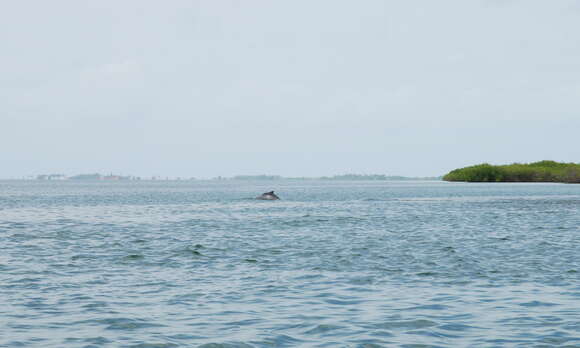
[{"left": 1, "top": 180, "right": 579, "bottom": 347}]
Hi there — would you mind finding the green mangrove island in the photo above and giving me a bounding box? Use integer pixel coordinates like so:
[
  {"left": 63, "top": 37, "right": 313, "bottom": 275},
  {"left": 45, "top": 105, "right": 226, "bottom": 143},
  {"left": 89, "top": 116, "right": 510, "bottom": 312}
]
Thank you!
[{"left": 443, "top": 161, "right": 580, "bottom": 183}]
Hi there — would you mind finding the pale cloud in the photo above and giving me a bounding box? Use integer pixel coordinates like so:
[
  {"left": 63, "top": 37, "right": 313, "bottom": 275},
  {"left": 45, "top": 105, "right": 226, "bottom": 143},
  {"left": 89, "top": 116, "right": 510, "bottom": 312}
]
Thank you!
[{"left": 78, "top": 60, "right": 143, "bottom": 88}]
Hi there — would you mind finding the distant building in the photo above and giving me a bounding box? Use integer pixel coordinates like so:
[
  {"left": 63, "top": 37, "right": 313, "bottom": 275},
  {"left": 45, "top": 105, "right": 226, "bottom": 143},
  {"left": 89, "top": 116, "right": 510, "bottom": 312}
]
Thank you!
[
  {"left": 102, "top": 175, "right": 133, "bottom": 180},
  {"left": 103, "top": 175, "right": 121, "bottom": 180},
  {"left": 36, "top": 174, "right": 67, "bottom": 180},
  {"left": 69, "top": 173, "right": 103, "bottom": 180},
  {"left": 68, "top": 173, "right": 137, "bottom": 180}
]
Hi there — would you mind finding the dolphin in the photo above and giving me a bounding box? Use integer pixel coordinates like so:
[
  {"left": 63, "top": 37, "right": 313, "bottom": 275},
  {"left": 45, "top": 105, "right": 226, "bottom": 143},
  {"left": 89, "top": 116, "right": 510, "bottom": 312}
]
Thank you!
[{"left": 256, "top": 191, "right": 280, "bottom": 200}]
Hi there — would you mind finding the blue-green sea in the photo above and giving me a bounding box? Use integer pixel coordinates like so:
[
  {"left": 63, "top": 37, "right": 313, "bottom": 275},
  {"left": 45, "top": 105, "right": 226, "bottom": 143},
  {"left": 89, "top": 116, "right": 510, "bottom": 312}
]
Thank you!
[{"left": 1, "top": 180, "right": 579, "bottom": 347}]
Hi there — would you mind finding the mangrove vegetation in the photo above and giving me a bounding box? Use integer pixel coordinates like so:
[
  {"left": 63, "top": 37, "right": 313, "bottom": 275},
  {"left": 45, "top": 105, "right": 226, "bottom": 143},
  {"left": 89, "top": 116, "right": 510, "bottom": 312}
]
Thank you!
[{"left": 443, "top": 161, "right": 580, "bottom": 183}]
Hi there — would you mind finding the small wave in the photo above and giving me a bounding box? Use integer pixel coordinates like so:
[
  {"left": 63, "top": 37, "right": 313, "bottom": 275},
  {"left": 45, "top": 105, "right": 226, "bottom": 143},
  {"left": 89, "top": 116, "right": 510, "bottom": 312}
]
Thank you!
[
  {"left": 198, "top": 343, "right": 254, "bottom": 348},
  {"left": 123, "top": 254, "right": 144, "bottom": 261},
  {"left": 518, "top": 301, "right": 559, "bottom": 307},
  {"left": 127, "top": 343, "right": 179, "bottom": 348},
  {"left": 406, "top": 304, "right": 449, "bottom": 311},
  {"left": 324, "top": 298, "right": 364, "bottom": 305},
  {"left": 376, "top": 319, "right": 437, "bottom": 330},
  {"left": 103, "top": 318, "right": 166, "bottom": 331},
  {"left": 304, "top": 324, "right": 345, "bottom": 335},
  {"left": 438, "top": 323, "right": 477, "bottom": 332}
]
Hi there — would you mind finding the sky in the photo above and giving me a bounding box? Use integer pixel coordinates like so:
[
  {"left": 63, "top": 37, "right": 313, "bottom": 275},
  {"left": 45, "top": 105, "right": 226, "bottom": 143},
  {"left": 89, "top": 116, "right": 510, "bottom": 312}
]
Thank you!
[{"left": 1, "top": 0, "right": 579, "bottom": 178}]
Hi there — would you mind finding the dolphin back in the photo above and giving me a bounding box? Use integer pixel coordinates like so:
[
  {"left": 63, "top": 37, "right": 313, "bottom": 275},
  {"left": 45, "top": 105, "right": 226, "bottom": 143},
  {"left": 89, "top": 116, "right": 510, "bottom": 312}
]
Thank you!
[{"left": 256, "top": 191, "right": 280, "bottom": 200}]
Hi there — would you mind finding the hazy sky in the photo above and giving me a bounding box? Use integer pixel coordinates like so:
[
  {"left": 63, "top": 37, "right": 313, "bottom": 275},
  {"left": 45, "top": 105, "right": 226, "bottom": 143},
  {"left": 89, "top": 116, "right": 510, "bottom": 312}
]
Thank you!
[{"left": 2, "top": 0, "right": 579, "bottom": 178}]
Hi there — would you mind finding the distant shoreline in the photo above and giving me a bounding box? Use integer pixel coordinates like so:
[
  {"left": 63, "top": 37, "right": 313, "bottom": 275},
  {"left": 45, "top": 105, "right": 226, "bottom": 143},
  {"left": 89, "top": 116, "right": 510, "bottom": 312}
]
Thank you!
[
  {"left": 3, "top": 174, "right": 442, "bottom": 181},
  {"left": 443, "top": 161, "right": 580, "bottom": 183}
]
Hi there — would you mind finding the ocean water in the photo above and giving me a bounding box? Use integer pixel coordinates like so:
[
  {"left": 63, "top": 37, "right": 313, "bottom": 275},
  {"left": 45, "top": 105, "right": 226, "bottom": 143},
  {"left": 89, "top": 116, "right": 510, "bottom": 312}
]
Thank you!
[{"left": 1, "top": 180, "right": 579, "bottom": 348}]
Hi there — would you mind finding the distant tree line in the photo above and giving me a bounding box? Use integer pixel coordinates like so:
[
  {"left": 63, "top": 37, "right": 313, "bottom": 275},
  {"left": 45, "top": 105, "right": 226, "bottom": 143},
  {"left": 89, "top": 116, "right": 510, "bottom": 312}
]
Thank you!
[
  {"left": 443, "top": 161, "right": 580, "bottom": 183},
  {"left": 317, "top": 174, "right": 441, "bottom": 180},
  {"left": 319, "top": 174, "right": 389, "bottom": 180},
  {"left": 231, "top": 175, "right": 282, "bottom": 180},
  {"left": 223, "top": 174, "right": 440, "bottom": 181}
]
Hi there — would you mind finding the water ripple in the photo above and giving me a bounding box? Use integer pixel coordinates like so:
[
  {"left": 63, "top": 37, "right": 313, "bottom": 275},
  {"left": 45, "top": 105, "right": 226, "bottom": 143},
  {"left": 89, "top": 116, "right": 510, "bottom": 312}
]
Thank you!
[{"left": 1, "top": 180, "right": 579, "bottom": 347}]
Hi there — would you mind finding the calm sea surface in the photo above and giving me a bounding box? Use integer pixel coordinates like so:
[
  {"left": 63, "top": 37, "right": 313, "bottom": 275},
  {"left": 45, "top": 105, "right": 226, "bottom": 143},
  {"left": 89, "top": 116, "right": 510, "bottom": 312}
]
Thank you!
[{"left": 1, "top": 180, "right": 579, "bottom": 348}]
